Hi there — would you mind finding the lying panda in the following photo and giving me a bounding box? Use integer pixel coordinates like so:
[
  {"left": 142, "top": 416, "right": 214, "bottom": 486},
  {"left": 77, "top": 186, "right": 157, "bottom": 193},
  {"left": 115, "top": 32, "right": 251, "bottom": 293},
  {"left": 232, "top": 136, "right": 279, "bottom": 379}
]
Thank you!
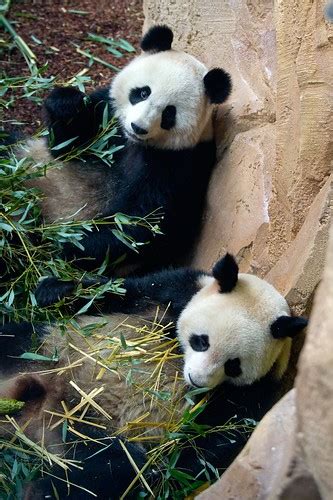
[
  {"left": 0, "top": 255, "right": 307, "bottom": 498},
  {"left": 9, "top": 25, "right": 232, "bottom": 275}
]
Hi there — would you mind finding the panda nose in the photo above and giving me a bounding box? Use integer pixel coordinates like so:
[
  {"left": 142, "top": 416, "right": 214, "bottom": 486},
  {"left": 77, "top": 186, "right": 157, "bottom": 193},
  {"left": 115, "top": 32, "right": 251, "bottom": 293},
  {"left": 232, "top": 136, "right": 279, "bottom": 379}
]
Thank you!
[{"left": 131, "top": 122, "right": 148, "bottom": 135}]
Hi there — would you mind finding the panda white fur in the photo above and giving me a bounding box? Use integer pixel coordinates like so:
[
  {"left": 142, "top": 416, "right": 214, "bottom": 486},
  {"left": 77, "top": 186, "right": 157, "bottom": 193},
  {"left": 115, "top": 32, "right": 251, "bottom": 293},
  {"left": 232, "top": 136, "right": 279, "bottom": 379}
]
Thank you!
[
  {"left": 0, "top": 254, "right": 307, "bottom": 499},
  {"left": 7, "top": 25, "right": 232, "bottom": 276}
]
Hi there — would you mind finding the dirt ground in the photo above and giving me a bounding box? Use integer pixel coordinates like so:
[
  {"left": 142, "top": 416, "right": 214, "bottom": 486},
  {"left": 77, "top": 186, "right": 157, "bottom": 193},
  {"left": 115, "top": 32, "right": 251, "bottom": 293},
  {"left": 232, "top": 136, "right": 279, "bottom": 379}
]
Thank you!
[{"left": 1, "top": 0, "right": 144, "bottom": 132}]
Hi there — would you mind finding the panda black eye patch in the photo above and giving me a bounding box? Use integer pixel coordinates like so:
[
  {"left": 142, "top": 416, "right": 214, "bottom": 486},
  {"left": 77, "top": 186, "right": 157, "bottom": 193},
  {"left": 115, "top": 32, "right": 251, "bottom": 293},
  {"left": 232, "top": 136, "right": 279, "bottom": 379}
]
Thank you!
[
  {"left": 224, "top": 358, "right": 242, "bottom": 378},
  {"left": 129, "top": 86, "right": 151, "bottom": 105},
  {"left": 189, "top": 334, "right": 210, "bottom": 352},
  {"left": 161, "top": 105, "right": 176, "bottom": 130}
]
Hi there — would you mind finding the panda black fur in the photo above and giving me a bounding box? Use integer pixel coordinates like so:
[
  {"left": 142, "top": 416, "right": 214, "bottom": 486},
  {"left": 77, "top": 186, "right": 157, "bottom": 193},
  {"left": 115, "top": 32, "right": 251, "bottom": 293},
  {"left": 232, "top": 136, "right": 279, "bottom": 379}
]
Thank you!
[
  {"left": 10, "top": 25, "right": 232, "bottom": 275},
  {"left": 0, "top": 255, "right": 307, "bottom": 499}
]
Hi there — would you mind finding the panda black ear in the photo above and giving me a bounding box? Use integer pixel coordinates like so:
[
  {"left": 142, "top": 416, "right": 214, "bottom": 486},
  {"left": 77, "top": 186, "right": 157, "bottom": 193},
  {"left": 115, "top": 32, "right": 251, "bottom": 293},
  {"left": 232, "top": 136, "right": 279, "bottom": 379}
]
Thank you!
[
  {"left": 141, "top": 25, "right": 173, "bottom": 53},
  {"left": 212, "top": 253, "right": 239, "bottom": 293},
  {"left": 204, "top": 68, "right": 232, "bottom": 104},
  {"left": 271, "top": 316, "right": 308, "bottom": 339}
]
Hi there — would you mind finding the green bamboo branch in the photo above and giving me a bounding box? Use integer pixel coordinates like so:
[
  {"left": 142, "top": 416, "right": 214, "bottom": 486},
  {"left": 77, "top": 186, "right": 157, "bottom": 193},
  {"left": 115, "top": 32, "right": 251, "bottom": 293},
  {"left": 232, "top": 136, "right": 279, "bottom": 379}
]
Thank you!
[{"left": 0, "top": 14, "right": 39, "bottom": 75}]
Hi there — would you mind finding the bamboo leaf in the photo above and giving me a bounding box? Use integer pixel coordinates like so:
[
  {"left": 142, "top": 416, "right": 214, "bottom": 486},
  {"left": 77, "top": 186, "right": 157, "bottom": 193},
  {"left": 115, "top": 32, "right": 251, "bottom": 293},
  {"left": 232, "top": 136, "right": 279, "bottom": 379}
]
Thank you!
[
  {"left": 51, "top": 136, "right": 78, "bottom": 151},
  {"left": 17, "top": 351, "right": 59, "bottom": 362}
]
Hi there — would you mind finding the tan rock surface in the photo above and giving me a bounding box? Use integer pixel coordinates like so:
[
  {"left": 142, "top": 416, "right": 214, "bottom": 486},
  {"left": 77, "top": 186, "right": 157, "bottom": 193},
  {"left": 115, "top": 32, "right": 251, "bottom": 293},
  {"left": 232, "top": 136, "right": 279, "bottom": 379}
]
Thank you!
[
  {"left": 296, "top": 226, "right": 333, "bottom": 500},
  {"left": 192, "top": 124, "right": 275, "bottom": 275},
  {"left": 266, "top": 176, "right": 332, "bottom": 315},
  {"left": 272, "top": 0, "right": 333, "bottom": 248}
]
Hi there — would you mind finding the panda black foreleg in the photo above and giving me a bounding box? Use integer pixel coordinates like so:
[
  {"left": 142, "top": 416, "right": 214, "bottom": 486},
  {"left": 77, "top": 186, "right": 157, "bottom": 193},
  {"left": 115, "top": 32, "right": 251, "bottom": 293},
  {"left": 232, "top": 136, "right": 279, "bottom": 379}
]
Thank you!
[
  {"left": 35, "top": 223, "right": 160, "bottom": 308},
  {"left": 44, "top": 86, "right": 111, "bottom": 157},
  {"left": 35, "top": 264, "right": 202, "bottom": 320},
  {"left": 34, "top": 276, "right": 83, "bottom": 308},
  {"left": 34, "top": 223, "right": 152, "bottom": 307}
]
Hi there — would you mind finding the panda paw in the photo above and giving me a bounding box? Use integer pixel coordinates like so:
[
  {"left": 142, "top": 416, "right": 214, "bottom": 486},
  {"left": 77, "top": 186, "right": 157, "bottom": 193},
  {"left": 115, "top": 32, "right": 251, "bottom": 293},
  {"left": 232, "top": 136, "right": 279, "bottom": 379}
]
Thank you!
[
  {"left": 44, "top": 86, "right": 86, "bottom": 122},
  {"left": 35, "top": 277, "right": 76, "bottom": 307}
]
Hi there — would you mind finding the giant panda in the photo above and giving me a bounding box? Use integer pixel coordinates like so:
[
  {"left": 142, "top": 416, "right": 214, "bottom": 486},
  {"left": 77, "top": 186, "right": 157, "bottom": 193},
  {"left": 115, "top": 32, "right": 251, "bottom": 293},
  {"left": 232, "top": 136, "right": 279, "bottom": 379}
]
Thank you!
[
  {"left": 5, "top": 25, "right": 232, "bottom": 277},
  {"left": 0, "top": 254, "right": 307, "bottom": 499}
]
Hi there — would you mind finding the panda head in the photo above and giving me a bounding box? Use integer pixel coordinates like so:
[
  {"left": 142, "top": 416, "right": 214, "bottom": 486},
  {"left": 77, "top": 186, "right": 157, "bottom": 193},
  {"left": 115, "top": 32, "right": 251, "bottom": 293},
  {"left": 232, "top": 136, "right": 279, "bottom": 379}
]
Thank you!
[
  {"left": 177, "top": 254, "right": 307, "bottom": 389},
  {"left": 110, "top": 25, "right": 232, "bottom": 150}
]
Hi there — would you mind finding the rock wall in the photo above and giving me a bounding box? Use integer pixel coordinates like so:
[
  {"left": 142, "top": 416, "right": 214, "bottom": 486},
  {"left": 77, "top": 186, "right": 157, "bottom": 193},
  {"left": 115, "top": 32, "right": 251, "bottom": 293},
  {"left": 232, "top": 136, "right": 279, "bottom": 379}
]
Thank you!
[
  {"left": 296, "top": 225, "right": 333, "bottom": 499},
  {"left": 143, "top": 0, "right": 333, "bottom": 314}
]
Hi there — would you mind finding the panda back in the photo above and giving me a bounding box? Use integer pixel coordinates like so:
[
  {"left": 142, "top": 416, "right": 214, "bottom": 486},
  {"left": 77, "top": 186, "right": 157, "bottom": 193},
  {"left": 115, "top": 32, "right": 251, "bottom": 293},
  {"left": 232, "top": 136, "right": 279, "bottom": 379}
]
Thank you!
[{"left": 17, "top": 138, "right": 115, "bottom": 222}]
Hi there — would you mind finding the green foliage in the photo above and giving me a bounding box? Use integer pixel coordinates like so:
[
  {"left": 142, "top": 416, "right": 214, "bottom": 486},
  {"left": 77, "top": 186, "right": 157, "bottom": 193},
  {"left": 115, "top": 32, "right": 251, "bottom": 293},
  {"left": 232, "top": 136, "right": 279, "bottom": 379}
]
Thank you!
[
  {"left": 0, "top": 399, "right": 25, "bottom": 415},
  {"left": 0, "top": 447, "right": 42, "bottom": 499},
  {"left": 151, "top": 390, "right": 256, "bottom": 499},
  {"left": 87, "top": 33, "right": 136, "bottom": 56},
  {"left": 0, "top": 17, "right": 163, "bottom": 325},
  {"left": 0, "top": 142, "right": 162, "bottom": 322}
]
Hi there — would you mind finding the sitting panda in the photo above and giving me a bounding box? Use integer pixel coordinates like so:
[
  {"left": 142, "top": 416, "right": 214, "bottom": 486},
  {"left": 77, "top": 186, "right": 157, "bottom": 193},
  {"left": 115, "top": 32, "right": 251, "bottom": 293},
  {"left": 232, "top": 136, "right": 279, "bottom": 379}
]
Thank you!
[
  {"left": 0, "top": 255, "right": 307, "bottom": 499},
  {"left": 7, "top": 25, "right": 232, "bottom": 276}
]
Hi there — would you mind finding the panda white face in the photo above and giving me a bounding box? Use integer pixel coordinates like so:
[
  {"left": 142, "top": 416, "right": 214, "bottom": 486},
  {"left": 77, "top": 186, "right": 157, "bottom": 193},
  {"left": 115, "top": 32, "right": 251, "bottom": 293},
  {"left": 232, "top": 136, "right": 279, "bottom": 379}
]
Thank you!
[
  {"left": 177, "top": 255, "right": 307, "bottom": 389},
  {"left": 111, "top": 52, "right": 211, "bottom": 150},
  {"left": 110, "top": 26, "right": 232, "bottom": 150}
]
